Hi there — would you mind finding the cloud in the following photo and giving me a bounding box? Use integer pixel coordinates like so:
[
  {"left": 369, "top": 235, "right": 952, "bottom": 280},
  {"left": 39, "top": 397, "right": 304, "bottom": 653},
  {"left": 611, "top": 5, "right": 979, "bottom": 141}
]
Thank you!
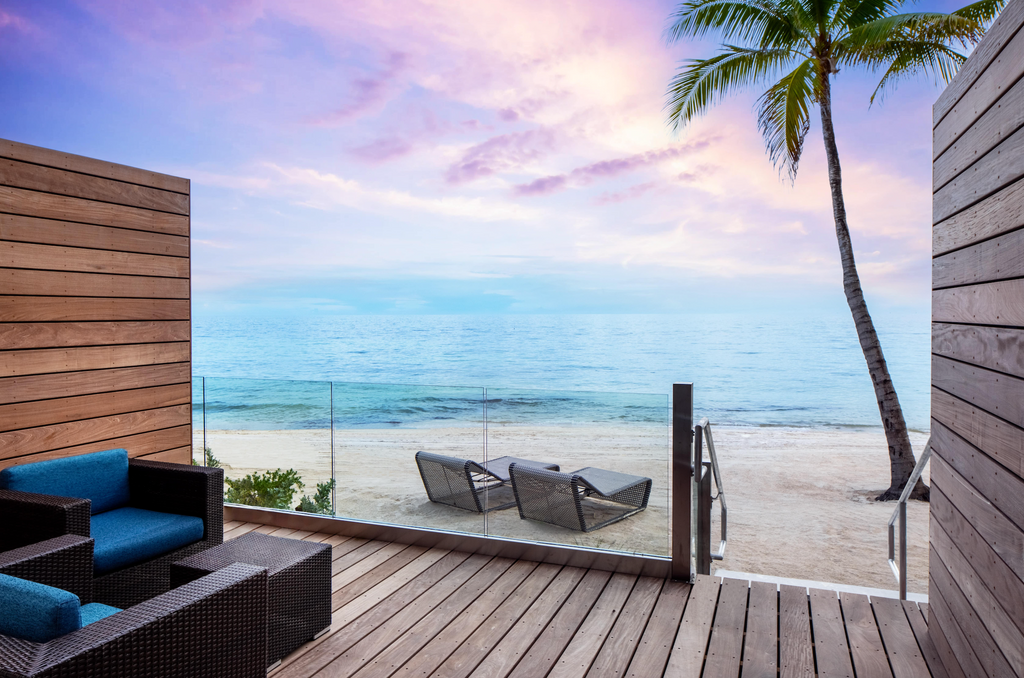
[
  {"left": 0, "top": 9, "right": 31, "bottom": 31},
  {"left": 308, "top": 52, "right": 409, "bottom": 126},
  {"left": 595, "top": 181, "right": 657, "bottom": 204},
  {"left": 445, "top": 129, "right": 558, "bottom": 184},
  {"left": 349, "top": 137, "right": 415, "bottom": 162}
]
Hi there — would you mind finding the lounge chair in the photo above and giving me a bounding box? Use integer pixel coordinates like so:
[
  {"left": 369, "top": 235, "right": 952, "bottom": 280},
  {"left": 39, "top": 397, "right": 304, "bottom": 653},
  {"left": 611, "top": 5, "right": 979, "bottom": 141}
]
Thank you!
[
  {"left": 508, "top": 464, "right": 652, "bottom": 531},
  {"left": 415, "top": 451, "right": 559, "bottom": 513}
]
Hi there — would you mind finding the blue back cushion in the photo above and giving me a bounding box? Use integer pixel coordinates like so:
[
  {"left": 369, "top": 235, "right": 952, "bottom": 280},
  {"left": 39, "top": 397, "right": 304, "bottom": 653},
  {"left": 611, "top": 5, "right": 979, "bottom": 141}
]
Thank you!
[
  {"left": 0, "top": 449, "right": 130, "bottom": 515},
  {"left": 80, "top": 602, "right": 121, "bottom": 627},
  {"left": 0, "top": 573, "right": 81, "bottom": 642},
  {"left": 91, "top": 507, "right": 204, "bottom": 574}
]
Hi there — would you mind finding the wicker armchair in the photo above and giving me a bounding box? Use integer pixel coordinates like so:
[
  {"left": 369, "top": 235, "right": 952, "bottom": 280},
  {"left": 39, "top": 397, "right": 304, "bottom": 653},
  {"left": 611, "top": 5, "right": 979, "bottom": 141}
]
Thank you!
[
  {"left": 0, "top": 457, "right": 224, "bottom": 608},
  {"left": 0, "top": 535, "right": 267, "bottom": 678}
]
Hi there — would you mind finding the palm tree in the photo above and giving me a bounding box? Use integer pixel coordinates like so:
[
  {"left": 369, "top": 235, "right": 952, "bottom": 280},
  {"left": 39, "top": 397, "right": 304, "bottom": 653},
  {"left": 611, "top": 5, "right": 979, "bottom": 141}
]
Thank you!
[{"left": 665, "top": 0, "right": 1003, "bottom": 499}]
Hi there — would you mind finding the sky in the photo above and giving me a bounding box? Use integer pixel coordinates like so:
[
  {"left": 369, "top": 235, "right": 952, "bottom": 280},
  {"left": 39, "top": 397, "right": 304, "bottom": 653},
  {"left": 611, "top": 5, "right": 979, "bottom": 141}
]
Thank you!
[{"left": 0, "top": 0, "right": 969, "bottom": 316}]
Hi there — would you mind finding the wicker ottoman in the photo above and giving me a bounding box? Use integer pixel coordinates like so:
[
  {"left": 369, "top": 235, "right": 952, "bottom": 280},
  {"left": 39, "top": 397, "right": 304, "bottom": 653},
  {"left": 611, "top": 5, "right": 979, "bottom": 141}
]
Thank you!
[{"left": 170, "top": 532, "right": 331, "bottom": 667}]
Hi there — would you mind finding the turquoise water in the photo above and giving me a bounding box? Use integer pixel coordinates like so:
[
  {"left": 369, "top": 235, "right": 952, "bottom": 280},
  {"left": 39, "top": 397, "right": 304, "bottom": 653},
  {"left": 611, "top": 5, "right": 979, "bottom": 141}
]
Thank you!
[{"left": 192, "top": 312, "right": 930, "bottom": 431}]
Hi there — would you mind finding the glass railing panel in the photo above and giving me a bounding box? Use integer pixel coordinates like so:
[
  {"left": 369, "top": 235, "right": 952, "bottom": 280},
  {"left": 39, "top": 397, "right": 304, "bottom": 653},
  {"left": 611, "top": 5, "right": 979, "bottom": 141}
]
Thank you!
[
  {"left": 191, "top": 376, "right": 205, "bottom": 465},
  {"left": 202, "top": 377, "right": 334, "bottom": 515},
  {"left": 483, "top": 388, "right": 670, "bottom": 556},
  {"left": 330, "top": 382, "right": 486, "bottom": 536}
]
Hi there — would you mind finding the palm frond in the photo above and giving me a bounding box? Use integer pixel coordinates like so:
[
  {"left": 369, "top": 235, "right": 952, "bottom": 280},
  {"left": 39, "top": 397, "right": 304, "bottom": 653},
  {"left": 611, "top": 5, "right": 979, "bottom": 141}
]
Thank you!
[
  {"left": 756, "top": 58, "right": 818, "bottom": 179},
  {"left": 666, "top": 46, "right": 800, "bottom": 130},
  {"left": 843, "top": 11, "right": 989, "bottom": 54},
  {"left": 866, "top": 42, "right": 968, "bottom": 102},
  {"left": 666, "top": 0, "right": 807, "bottom": 48},
  {"left": 831, "top": 0, "right": 904, "bottom": 31},
  {"left": 951, "top": 0, "right": 1005, "bottom": 24}
]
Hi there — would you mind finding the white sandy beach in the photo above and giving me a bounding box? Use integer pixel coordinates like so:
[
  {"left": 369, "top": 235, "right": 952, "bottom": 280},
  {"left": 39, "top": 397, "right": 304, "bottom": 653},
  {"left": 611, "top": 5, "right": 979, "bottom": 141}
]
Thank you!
[{"left": 195, "top": 424, "right": 930, "bottom": 595}]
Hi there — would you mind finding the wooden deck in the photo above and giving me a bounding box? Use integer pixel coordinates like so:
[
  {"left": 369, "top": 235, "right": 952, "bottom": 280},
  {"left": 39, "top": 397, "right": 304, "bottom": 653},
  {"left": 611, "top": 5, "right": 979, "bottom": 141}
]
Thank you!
[{"left": 221, "top": 521, "right": 947, "bottom": 678}]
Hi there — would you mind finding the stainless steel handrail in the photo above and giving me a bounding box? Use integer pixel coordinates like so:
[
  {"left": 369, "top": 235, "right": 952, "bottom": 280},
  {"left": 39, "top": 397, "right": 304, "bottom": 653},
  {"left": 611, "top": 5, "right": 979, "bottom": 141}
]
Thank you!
[
  {"left": 698, "top": 417, "right": 727, "bottom": 560},
  {"left": 887, "top": 438, "right": 931, "bottom": 600}
]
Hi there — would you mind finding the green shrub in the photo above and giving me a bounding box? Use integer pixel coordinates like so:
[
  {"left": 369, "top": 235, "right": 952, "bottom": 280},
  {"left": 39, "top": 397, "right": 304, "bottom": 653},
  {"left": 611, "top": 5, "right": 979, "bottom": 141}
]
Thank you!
[
  {"left": 296, "top": 479, "right": 335, "bottom": 515},
  {"left": 191, "top": 446, "right": 221, "bottom": 468},
  {"left": 224, "top": 469, "right": 303, "bottom": 509}
]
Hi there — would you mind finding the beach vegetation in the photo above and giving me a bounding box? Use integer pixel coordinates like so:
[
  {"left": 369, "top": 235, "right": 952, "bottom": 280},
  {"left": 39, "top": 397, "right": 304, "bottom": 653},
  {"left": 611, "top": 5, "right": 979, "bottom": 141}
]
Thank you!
[
  {"left": 664, "top": 0, "right": 1003, "bottom": 499},
  {"left": 192, "top": 446, "right": 221, "bottom": 468},
  {"left": 296, "top": 479, "right": 336, "bottom": 515},
  {"left": 224, "top": 468, "right": 304, "bottom": 509}
]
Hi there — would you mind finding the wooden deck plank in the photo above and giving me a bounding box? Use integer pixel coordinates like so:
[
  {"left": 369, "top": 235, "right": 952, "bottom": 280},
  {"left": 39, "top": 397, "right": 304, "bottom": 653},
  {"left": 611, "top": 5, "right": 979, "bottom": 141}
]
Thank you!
[
  {"left": 809, "top": 588, "right": 854, "bottom": 678},
  {"left": 585, "top": 576, "right": 663, "bottom": 678},
  {"left": 625, "top": 579, "right": 691, "bottom": 678},
  {"left": 702, "top": 577, "right": 748, "bottom": 677},
  {"left": 332, "top": 540, "right": 391, "bottom": 577},
  {"left": 330, "top": 543, "right": 415, "bottom": 596},
  {"left": 331, "top": 545, "right": 429, "bottom": 610},
  {"left": 902, "top": 600, "right": 953, "bottom": 678},
  {"left": 277, "top": 550, "right": 473, "bottom": 678},
  {"left": 663, "top": 575, "right": 718, "bottom": 677},
  {"left": 384, "top": 560, "right": 540, "bottom": 678},
  {"left": 546, "top": 572, "right": 636, "bottom": 678},
  {"left": 223, "top": 522, "right": 262, "bottom": 540},
  {"left": 505, "top": 568, "right": 613, "bottom": 678},
  {"left": 427, "top": 563, "right": 563, "bottom": 678},
  {"left": 840, "top": 592, "right": 891, "bottom": 678},
  {"left": 742, "top": 581, "right": 778, "bottom": 678},
  {"left": 466, "top": 566, "right": 587, "bottom": 678},
  {"left": 320, "top": 557, "right": 515, "bottom": 678},
  {"left": 872, "top": 597, "right": 931, "bottom": 678}
]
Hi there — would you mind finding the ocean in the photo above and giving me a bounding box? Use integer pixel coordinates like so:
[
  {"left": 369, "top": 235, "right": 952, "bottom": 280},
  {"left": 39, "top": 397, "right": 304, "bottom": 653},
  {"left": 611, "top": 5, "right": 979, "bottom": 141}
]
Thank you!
[{"left": 191, "top": 312, "right": 931, "bottom": 432}]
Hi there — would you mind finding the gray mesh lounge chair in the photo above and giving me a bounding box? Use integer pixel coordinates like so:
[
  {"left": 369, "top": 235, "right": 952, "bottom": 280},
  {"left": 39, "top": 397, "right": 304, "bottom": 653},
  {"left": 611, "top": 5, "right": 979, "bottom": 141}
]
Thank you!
[
  {"left": 508, "top": 464, "right": 652, "bottom": 532},
  {"left": 415, "top": 451, "right": 559, "bottom": 513}
]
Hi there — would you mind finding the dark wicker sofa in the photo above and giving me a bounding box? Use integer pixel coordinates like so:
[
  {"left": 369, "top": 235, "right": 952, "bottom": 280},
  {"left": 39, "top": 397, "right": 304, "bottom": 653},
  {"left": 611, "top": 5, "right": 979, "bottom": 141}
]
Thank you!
[
  {"left": 0, "top": 534, "right": 267, "bottom": 678},
  {"left": 0, "top": 454, "right": 223, "bottom": 609}
]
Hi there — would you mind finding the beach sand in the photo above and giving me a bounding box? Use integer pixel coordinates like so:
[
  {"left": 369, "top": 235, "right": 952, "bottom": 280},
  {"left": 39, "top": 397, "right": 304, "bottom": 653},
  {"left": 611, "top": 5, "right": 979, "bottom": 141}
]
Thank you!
[{"left": 194, "top": 424, "right": 930, "bottom": 595}]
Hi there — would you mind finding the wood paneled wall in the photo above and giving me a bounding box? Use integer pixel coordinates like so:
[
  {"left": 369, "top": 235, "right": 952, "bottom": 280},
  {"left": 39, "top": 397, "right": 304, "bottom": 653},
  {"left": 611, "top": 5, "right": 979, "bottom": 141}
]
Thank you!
[
  {"left": 931, "top": 2, "right": 1024, "bottom": 676},
  {"left": 0, "top": 139, "right": 192, "bottom": 470}
]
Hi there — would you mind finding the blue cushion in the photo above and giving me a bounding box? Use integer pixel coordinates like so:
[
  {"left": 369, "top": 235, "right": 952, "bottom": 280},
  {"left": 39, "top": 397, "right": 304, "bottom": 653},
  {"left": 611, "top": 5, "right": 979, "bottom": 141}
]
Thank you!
[
  {"left": 0, "top": 449, "right": 130, "bottom": 515},
  {"left": 80, "top": 602, "right": 121, "bottom": 626},
  {"left": 91, "top": 507, "right": 204, "bottom": 574},
  {"left": 0, "top": 573, "right": 80, "bottom": 642}
]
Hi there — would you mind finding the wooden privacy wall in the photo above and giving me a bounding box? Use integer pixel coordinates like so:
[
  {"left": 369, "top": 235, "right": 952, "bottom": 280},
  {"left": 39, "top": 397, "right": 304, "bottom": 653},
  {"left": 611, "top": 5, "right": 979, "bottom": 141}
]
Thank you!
[
  {"left": 931, "top": 1, "right": 1024, "bottom": 676},
  {"left": 0, "top": 139, "right": 192, "bottom": 470}
]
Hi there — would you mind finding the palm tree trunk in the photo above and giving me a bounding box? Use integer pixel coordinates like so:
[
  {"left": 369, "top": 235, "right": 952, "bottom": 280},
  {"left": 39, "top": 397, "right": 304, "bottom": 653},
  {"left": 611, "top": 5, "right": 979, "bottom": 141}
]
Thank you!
[{"left": 817, "top": 71, "right": 927, "bottom": 501}]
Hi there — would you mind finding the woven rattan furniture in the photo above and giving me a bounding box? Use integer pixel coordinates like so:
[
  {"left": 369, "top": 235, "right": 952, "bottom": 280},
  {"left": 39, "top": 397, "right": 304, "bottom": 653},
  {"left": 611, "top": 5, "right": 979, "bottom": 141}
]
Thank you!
[
  {"left": 415, "top": 451, "right": 560, "bottom": 513},
  {"left": 0, "top": 534, "right": 268, "bottom": 678},
  {"left": 509, "top": 464, "right": 652, "bottom": 532},
  {"left": 0, "top": 457, "right": 224, "bottom": 610},
  {"left": 170, "top": 531, "right": 331, "bottom": 667}
]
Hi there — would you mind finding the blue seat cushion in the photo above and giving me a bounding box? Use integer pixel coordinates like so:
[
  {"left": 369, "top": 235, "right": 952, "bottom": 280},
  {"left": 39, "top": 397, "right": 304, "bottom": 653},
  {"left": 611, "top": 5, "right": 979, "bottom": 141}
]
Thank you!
[
  {"left": 0, "top": 449, "right": 130, "bottom": 515},
  {"left": 80, "top": 602, "right": 121, "bottom": 626},
  {"left": 91, "top": 507, "right": 204, "bottom": 574},
  {"left": 0, "top": 573, "right": 81, "bottom": 642}
]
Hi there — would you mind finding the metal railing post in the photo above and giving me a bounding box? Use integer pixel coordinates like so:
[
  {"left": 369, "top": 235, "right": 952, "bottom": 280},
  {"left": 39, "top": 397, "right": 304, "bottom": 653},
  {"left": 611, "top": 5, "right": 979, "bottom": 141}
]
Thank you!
[
  {"left": 699, "top": 418, "right": 727, "bottom": 560},
  {"left": 887, "top": 438, "right": 931, "bottom": 600},
  {"left": 672, "top": 383, "right": 694, "bottom": 581}
]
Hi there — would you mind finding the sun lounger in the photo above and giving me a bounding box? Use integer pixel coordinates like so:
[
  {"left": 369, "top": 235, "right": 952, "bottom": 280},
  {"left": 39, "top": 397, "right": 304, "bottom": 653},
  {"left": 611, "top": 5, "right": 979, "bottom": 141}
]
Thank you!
[
  {"left": 508, "top": 464, "right": 652, "bottom": 531},
  {"left": 415, "top": 452, "right": 560, "bottom": 513}
]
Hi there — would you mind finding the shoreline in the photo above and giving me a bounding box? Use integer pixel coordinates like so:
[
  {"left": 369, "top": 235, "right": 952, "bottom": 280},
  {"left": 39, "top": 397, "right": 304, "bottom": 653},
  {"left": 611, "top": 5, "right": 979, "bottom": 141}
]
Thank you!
[{"left": 195, "top": 424, "right": 930, "bottom": 594}]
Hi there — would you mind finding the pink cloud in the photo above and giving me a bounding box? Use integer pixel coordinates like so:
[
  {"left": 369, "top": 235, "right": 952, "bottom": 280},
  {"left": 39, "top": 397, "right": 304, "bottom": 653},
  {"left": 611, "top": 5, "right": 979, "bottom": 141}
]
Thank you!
[
  {"left": 446, "top": 129, "right": 557, "bottom": 184},
  {"left": 0, "top": 10, "right": 31, "bottom": 31},
  {"left": 309, "top": 52, "right": 408, "bottom": 127},
  {"left": 514, "top": 175, "right": 568, "bottom": 196},
  {"left": 595, "top": 181, "right": 657, "bottom": 204},
  {"left": 349, "top": 137, "right": 414, "bottom": 162}
]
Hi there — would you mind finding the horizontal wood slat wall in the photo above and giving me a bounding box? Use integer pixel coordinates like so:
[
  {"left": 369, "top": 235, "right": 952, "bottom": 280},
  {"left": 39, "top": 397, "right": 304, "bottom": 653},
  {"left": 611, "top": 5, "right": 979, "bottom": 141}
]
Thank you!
[
  {"left": 0, "top": 138, "right": 191, "bottom": 469},
  {"left": 931, "top": 3, "right": 1024, "bottom": 675}
]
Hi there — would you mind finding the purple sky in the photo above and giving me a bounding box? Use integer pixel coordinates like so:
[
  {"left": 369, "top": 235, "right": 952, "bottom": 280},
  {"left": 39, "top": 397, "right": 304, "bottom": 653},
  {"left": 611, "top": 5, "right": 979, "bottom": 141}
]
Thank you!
[{"left": 0, "top": 0, "right": 966, "bottom": 315}]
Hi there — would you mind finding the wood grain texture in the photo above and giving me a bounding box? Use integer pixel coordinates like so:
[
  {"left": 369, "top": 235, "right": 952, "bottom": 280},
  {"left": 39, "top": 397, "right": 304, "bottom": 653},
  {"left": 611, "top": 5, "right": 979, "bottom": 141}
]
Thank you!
[
  {"left": 740, "top": 581, "right": 777, "bottom": 678},
  {"left": 934, "top": 122, "right": 1024, "bottom": 224},
  {"left": 0, "top": 342, "right": 190, "bottom": 377},
  {"left": 1, "top": 240, "right": 189, "bottom": 277},
  {"left": 779, "top": 585, "right": 814, "bottom": 678},
  {"left": 933, "top": 227, "right": 1024, "bottom": 288},
  {"left": 0, "top": 138, "right": 189, "bottom": 194},
  {"left": 932, "top": 278, "right": 1024, "bottom": 324},
  {"left": 932, "top": 387, "right": 1024, "bottom": 477},
  {"left": 931, "top": 486, "right": 1024, "bottom": 642},
  {"left": 664, "top": 574, "right": 719, "bottom": 677},
  {"left": 0, "top": 268, "right": 189, "bottom": 298},
  {"left": 932, "top": 322, "right": 1024, "bottom": 380},
  {"left": 0, "top": 362, "right": 191, "bottom": 405},
  {"left": 0, "top": 424, "right": 191, "bottom": 471},
  {"left": 934, "top": 176, "right": 1024, "bottom": 256},
  {"left": 0, "top": 185, "right": 188, "bottom": 235},
  {"left": 933, "top": 354, "right": 1024, "bottom": 429},
  {"left": 0, "top": 321, "right": 190, "bottom": 350},
  {"left": 809, "top": 588, "right": 854, "bottom": 678},
  {"left": 1, "top": 214, "right": 189, "bottom": 257},
  {"left": 136, "top": 447, "right": 190, "bottom": 464},
  {"left": 0, "top": 297, "right": 190, "bottom": 321},
  {"left": 840, "top": 592, "right": 890, "bottom": 678},
  {"left": 700, "top": 577, "right": 748, "bottom": 678},
  {"left": 931, "top": 509, "right": 1024, "bottom": 676},
  {"left": 932, "top": 421, "right": 1024, "bottom": 531},
  {"left": 936, "top": 71, "right": 1024, "bottom": 191},
  {"left": 547, "top": 572, "right": 635, "bottom": 678},
  {"left": 871, "top": 598, "right": 931, "bottom": 678},
  {"left": 0, "top": 383, "right": 191, "bottom": 433},
  {"left": 623, "top": 580, "right": 690, "bottom": 678},
  {"left": 934, "top": 0, "right": 1024, "bottom": 135},
  {"left": 0, "top": 404, "right": 190, "bottom": 459},
  {"left": 927, "top": 580, "right": 987, "bottom": 678},
  {"left": 585, "top": 577, "right": 663, "bottom": 678},
  {"left": 0, "top": 158, "right": 188, "bottom": 215},
  {"left": 902, "top": 600, "right": 954, "bottom": 678}
]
